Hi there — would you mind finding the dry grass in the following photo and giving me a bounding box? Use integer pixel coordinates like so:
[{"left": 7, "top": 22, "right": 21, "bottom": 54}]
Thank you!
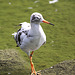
[{"left": 0, "top": 49, "right": 30, "bottom": 75}]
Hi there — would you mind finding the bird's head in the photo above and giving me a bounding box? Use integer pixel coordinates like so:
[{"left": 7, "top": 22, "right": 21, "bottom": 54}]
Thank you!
[{"left": 30, "top": 12, "right": 54, "bottom": 26}]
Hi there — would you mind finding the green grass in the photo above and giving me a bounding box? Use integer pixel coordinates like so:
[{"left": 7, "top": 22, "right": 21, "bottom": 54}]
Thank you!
[{"left": 0, "top": 0, "right": 75, "bottom": 74}]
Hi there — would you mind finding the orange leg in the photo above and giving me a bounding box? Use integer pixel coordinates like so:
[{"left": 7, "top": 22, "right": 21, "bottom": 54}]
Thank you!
[{"left": 30, "top": 51, "right": 36, "bottom": 75}]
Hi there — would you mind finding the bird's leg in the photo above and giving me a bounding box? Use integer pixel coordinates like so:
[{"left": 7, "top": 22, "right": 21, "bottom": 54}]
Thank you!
[{"left": 30, "top": 51, "right": 36, "bottom": 75}]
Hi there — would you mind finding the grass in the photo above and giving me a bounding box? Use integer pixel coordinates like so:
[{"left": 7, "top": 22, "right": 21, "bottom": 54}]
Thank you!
[
  {"left": 40, "top": 59, "right": 75, "bottom": 75},
  {"left": 0, "top": 0, "right": 75, "bottom": 74},
  {"left": 0, "top": 49, "right": 30, "bottom": 75}
]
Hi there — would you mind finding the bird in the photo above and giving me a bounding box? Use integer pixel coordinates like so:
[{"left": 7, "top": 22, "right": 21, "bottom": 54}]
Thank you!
[{"left": 12, "top": 12, "right": 54, "bottom": 75}]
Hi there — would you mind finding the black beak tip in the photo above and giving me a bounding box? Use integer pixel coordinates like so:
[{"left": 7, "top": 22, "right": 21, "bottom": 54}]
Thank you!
[{"left": 50, "top": 23, "right": 54, "bottom": 26}]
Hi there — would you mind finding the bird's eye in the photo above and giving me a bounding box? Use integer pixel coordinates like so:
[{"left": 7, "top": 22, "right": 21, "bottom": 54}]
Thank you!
[{"left": 32, "top": 15, "right": 35, "bottom": 20}]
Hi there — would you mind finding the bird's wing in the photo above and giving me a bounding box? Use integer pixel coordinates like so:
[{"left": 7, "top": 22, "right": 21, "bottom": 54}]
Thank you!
[
  {"left": 20, "top": 22, "right": 31, "bottom": 31},
  {"left": 12, "top": 22, "right": 31, "bottom": 47}
]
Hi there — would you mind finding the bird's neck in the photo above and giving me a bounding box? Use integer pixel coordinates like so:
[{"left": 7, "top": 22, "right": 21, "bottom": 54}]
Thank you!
[
  {"left": 30, "top": 23, "right": 40, "bottom": 35},
  {"left": 31, "top": 23, "right": 40, "bottom": 29}
]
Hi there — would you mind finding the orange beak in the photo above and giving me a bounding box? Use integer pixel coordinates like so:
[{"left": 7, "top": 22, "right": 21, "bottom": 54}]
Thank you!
[{"left": 42, "top": 20, "right": 54, "bottom": 26}]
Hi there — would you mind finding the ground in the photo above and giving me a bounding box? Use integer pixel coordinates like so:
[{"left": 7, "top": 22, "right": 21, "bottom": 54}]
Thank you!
[
  {"left": 40, "top": 59, "right": 75, "bottom": 75},
  {"left": 0, "top": 49, "right": 30, "bottom": 75},
  {"left": 0, "top": 49, "right": 75, "bottom": 75}
]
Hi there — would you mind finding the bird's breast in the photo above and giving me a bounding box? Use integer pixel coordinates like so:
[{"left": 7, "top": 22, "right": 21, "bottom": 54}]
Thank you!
[{"left": 20, "top": 33, "right": 41, "bottom": 51}]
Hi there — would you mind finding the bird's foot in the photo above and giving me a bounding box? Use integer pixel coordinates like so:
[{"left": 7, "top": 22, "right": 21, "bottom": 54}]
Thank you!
[
  {"left": 31, "top": 72, "right": 41, "bottom": 75},
  {"left": 31, "top": 72, "right": 36, "bottom": 75},
  {"left": 37, "top": 73, "right": 41, "bottom": 75}
]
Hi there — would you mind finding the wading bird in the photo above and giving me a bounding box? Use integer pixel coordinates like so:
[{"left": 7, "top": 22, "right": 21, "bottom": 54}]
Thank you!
[{"left": 12, "top": 12, "right": 54, "bottom": 75}]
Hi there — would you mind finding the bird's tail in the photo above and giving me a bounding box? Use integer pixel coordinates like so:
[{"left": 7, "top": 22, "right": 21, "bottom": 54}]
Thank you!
[
  {"left": 12, "top": 32, "right": 17, "bottom": 40},
  {"left": 12, "top": 32, "right": 17, "bottom": 36}
]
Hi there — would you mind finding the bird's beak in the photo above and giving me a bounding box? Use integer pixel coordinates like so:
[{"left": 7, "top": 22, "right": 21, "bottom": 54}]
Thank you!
[{"left": 42, "top": 20, "right": 54, "bottom": 26}]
